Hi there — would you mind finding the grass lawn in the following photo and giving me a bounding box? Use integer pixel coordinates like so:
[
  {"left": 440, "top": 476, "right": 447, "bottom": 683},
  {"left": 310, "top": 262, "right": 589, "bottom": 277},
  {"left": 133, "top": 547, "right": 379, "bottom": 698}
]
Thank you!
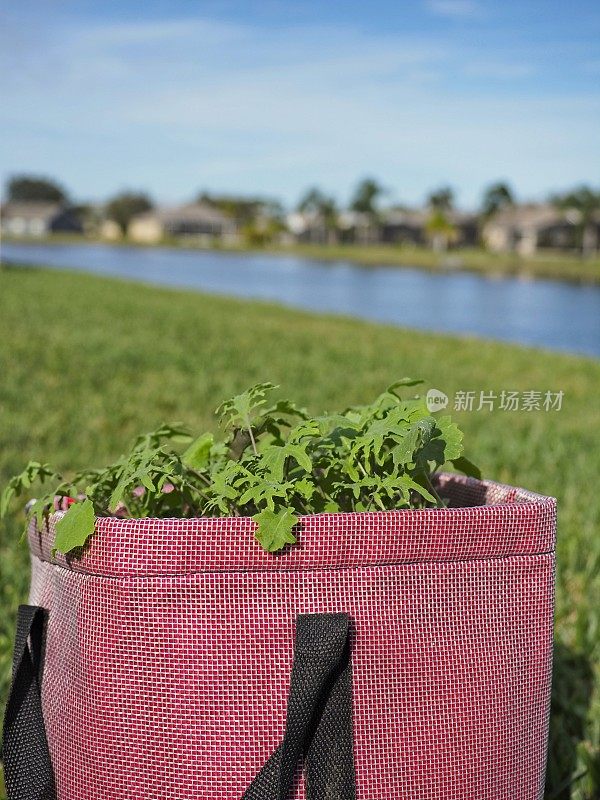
[{"left": 0, "top": 263, "right": 598, "bottom": 798}]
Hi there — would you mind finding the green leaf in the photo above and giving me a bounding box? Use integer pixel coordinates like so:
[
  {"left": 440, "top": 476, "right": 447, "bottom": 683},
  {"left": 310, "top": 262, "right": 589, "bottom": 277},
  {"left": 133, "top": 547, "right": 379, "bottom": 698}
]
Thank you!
[
  {"left": 261, "top": 446, "right": 289, "bottom": 483},
  {"left": 387, "top": 377, "right": 424, "bottom": 394},
  {"left": 0, "top": 486, "right": 15, "bottom": 519},
  {"left": 434, "top": 416, "right": 464, "bottom": 461},
  {"left": 108, "top": 485, "right": 125, "bottom": 512},
  {"left": 450, "top": 456, "right": 482, "bottom": 480},
  {"left": 182, "top": 432, "right": 214, "bottom": 470},
  {"left": 253, "top": 507, "right": 298, "bottom": 552},
  {"left": 210, "top": 466, "right": 242, "bottom": 501},
  {"left": 238, "top": 477, "right": 292, "bottom": 511},
  {"left": 264, "top": 398, "right": 309, "bottom": 421},
  {"left": 135, "top": 423, "right": 192, "bottom": 449},
  {"left": 401, "top": 475, "right": 438, "bottom": 504},
  {"left": 52, "top": 499, "right": 96, "bottom": 557},
  {"left": 284, "top": 444, "right": 312, "bottom": 473},
  {"left": 343, "top": 456, "right": 360, "bottom": 482},
  {"left": 216, "top": 382, "right": 277, "bottom": 429},
  {"left": 294, "top": 478, "right": 315, "bottom": 501},
  {"left": 0, "top": 461, "right": 58, "bottom": 518},
  {"left": 29, "top": 497, "right": 50, "bottom": 530},
  {"left": 139, "top": 472, "right": 155, "bottom": 492}
]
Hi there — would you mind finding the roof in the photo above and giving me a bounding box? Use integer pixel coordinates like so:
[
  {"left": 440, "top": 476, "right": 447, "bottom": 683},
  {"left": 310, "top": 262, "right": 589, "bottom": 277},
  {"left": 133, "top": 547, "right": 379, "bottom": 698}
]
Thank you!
[
  {"left": 484, "top": 204, "right": 572, "bottom": 230},
  {"left": 382, "top": 208, "right": 478, "bottom": 226},
  {"left": 0, "top": 201, "right": 64, "bottom": 221},
  {"left": 383, "top": 208, "right": 429, "bottom": 226},
  {"left": 131, "top": 203, "right": 234, "bottom": 227},
  {"left": 286, "top": 211, "right": 318, "bottom": 234},
  {"left": 337, "top": 210, "right": 374, "bottom": 229}
]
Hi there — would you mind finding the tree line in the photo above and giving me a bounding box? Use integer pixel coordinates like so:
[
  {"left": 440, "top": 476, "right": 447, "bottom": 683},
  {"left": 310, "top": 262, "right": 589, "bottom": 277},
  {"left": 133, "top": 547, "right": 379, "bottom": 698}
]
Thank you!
[{"left": 5, "top": 174, "right": 600, "bottom": 252}]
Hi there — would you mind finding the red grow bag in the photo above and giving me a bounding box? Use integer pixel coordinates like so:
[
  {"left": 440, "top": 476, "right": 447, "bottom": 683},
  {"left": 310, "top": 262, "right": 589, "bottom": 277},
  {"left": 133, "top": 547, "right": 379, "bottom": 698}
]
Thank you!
[{"left": 6, "top": 473, "right": 556, "bottom": 799}]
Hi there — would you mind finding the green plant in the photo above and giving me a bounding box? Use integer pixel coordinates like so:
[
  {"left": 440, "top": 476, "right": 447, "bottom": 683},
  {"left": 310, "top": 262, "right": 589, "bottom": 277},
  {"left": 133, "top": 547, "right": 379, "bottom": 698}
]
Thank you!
[{"left": 1, "top": 380, "right": 478, "bottom": 556}]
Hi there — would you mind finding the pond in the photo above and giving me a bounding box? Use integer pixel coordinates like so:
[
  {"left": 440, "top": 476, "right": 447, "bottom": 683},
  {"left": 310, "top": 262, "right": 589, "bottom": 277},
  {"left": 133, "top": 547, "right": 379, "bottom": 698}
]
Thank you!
[{"left": 2, "top": 242, "right": 599, "bottom": 357}]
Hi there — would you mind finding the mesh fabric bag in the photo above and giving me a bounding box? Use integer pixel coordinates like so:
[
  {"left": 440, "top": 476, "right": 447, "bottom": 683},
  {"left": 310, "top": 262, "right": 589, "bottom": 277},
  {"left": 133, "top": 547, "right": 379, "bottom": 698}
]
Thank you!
[{"left": 7, "top": 473, "right": 556, "bottom": 799}]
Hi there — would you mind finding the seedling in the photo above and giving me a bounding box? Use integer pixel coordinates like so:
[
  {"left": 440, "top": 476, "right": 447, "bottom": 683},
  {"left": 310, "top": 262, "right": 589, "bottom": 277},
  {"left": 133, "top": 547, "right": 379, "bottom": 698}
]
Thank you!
[{"left": 1, "top": 380, "right": 479, "bottom": 555}]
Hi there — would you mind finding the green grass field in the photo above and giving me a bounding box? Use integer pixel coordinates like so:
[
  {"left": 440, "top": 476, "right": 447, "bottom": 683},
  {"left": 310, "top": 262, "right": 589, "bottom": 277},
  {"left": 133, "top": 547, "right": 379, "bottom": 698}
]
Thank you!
[{"left": 0, "top": 263, "right": 598, "bottom": 798}]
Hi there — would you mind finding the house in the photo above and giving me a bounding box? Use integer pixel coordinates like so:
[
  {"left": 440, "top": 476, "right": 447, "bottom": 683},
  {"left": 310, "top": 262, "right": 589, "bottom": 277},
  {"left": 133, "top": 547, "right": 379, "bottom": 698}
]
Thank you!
[
  {"left": 380, "top": 209, "right": 428, "bottom": 246},
  {"left": 0, "top": 202, "right": 83, "bottom": 237},
  {"left": 337, "top": 211, "right": 380, "bottom": 245},
  {"left": 286, "top": 211, "right": 332, "bottom": 244},
  {"left": 482, "top": 204, "right": 599, "bottom": 255},
  {"left": 128, "top": 203, "right": 238, "bottom": 244},
  {"left": 448, "top": 211, "right": 480, "bottom": 247},
  {"left": 100, "top": 219, "right": 123, "bottom": 241},
  {"left": 381, "top": 209, "right": 480, "bottom": 248},
  {"left": 287, "top": 210, "right": 382, "bottom": 245}
]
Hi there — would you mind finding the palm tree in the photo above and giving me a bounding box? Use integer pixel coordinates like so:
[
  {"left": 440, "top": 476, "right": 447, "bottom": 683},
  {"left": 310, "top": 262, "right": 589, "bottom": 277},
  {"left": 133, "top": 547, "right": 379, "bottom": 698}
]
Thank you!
[
  {"left": 426, "top": 186, "right": 454, "bottom": 212},
  {"left": 426, "top": 210, "right": 458, "bottom": 252},
  {"left": 552, "top": 186, "right": 600, "bottom": 256},
  {"left": 297, "top": 187, "right": 339, "bottom": 245},
  {"left": 481, "top": 182, "right": 514, "bottom": 218},
  {"left": 349, "top": 178, "right": 386, "bottom": 244},
  {"left": 425, "top": 186, "right": 456, "bottom": 251},
  {"left": 350, "top": 178, "right": 384, "bottom": 215}
]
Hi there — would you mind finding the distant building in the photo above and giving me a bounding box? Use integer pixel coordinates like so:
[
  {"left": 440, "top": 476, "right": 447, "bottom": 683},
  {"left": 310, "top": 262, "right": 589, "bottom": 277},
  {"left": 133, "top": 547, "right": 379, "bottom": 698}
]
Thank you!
[
  {"left": 337, "top": 211, "right": 380, "bottom": 245},
  {"left": 482, "top": 204, "right": 598, "bottom": 255},
  {"left": 448, "top": 211, "right": 480, "bottom": 248},
  {"left": 381, "top": 209, "right": 479, "bottom": 248},
  {"left": 287, "top": 207, "right": 480, "bottom": 248},
  {"left": 100, "top": 219, "right": 123, "bottom": 241},
  {"left": 286, "top": 211, "right": 331, "bottom": 244},
  {"left": 0, "top": 202, "right": 83, "bottom": 237},
  {"left": 380, "top": 209, "right": 428, "bottom": 246},
  {"left": 287, "top": 210, "right": 381, "bottom": 245},
  {"left": 128, "top": 203, "right": 238, "bottom": 244}
]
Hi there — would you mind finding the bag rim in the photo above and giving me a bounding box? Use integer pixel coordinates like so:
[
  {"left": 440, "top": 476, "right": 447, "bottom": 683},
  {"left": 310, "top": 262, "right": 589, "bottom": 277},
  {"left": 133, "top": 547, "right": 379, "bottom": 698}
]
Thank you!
[{"left": 28, "top": 473, "right": 556, "bottom": 577}]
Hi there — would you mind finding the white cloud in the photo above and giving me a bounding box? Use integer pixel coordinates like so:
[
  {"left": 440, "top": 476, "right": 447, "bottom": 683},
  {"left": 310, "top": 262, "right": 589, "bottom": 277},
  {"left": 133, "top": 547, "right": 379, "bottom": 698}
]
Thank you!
[{"left": 0, "top": 13, "right": 598, "bottom": 208}]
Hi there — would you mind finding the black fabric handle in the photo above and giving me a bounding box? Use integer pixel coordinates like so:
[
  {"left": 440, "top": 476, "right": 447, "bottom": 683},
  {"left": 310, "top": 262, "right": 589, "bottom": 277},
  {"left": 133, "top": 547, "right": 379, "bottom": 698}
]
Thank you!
[
  {"left": 2, "top": 609, "right": 355, "bottom": 800},
  {"left": 2, "top": 604, "right": 56, "bottom": 800},
  {"left": 243, "top": 612, "right": 356, "bottom": 800}
]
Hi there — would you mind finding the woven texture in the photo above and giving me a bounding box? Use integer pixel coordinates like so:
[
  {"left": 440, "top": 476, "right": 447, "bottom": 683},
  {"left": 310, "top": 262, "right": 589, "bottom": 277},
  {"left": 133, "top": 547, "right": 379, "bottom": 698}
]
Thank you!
[{"left": 27, "top": 473, "right": 556, "bottom": 799}]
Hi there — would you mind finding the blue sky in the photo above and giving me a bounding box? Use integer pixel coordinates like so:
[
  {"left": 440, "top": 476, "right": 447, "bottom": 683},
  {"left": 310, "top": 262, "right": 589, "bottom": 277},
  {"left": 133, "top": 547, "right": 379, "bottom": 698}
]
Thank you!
[{"left": 1, "top": 1, "right": 599, "bottom": 209}]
